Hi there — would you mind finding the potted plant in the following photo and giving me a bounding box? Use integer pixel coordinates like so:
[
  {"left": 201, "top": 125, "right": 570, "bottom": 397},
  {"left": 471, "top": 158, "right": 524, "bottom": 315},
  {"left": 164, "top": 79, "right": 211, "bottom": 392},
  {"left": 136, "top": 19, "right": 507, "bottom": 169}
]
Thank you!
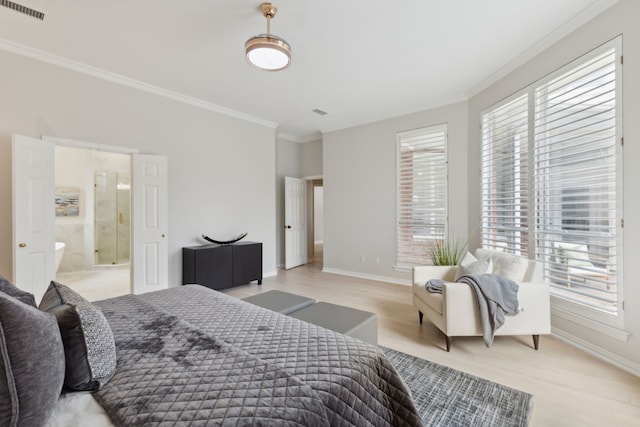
[{"left": 428, "top": 237, "right": 467, "bottom": 266}]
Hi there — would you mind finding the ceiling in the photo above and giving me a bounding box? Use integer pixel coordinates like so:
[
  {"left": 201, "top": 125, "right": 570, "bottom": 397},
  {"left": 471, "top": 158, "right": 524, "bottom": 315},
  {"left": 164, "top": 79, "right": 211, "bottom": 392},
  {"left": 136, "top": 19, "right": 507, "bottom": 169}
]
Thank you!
[{"left": 0, "top": 0, "right": 618, "bottom": 142}]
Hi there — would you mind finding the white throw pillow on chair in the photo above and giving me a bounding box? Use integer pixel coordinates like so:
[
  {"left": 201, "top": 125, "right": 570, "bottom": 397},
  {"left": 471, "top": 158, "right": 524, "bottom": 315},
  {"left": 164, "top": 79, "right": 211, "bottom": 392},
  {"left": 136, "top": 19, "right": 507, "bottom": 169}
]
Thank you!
[{"left": 455, "top": 251, "right": 493, "bottom": 280}]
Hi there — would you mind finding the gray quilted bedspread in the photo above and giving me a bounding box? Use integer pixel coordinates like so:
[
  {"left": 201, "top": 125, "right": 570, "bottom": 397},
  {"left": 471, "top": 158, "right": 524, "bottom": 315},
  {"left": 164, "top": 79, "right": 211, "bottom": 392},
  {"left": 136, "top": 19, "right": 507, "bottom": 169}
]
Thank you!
[{"left": 93, "top": 285, "right": 423, "bottom": 426}]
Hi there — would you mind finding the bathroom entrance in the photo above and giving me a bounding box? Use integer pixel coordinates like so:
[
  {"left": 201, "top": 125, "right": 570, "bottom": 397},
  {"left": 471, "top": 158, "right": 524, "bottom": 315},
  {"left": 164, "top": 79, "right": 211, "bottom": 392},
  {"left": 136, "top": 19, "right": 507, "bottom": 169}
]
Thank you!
[{"left": 54, "top": 146, "right": 131, "bottom": 300}]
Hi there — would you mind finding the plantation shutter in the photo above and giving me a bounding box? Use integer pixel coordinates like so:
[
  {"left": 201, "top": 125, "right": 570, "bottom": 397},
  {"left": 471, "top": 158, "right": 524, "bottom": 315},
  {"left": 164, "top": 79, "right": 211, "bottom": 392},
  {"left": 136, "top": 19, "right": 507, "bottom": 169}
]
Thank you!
[
  {"left": 396, "top": 124, "right": 448, "bottom": 266},
  {"left": 534, "top": 44, "right": 619, "bottom": 313},
  {"left": 481, "top": 94, "right": 529, "bottom": 256}
]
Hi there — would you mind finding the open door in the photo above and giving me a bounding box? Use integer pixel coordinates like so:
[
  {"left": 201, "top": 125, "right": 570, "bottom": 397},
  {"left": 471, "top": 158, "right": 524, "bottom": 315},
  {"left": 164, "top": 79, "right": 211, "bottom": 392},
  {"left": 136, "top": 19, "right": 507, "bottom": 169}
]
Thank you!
[
  {"left": 12, "top": 134, "right": 55, "bottom": 303},
  {"left": 132, "top": 153, "right": 168, "bottom": 294},
  {"left": 284, "top": 176, "right": 306, "bottom": 269}
]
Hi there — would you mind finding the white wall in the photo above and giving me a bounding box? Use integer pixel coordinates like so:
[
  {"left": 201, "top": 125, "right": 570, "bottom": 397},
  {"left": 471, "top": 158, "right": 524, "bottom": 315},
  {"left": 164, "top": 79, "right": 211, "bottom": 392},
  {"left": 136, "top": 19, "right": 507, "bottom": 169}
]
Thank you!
[
  {"left": 467, "top": 0, "right": 640, "bottom": 372},
  {"left": 0, "top": 49, "right": 277, "bottom": 287},
  {"left": 323, "top": 101, "right": 468, "bottom": 283},
  {"left": 300, "top": 139, "right": 323, "bottom": 177}
]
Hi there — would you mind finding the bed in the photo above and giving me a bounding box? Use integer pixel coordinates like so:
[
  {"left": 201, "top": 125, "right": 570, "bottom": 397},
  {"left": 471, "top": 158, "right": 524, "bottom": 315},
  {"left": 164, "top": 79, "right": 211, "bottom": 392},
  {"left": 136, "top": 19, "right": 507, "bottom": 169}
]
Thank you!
[{"left": 0, "top": 277, "right": 423, "bottom": 426}]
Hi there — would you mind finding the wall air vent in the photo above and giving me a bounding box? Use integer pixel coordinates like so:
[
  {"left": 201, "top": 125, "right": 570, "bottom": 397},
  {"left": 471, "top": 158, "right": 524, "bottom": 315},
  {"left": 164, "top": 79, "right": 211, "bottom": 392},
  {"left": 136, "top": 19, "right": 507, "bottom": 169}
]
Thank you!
[
  {"left": 0, "top": 0, "right": 45, "bottom": 20},
  {"left": 312, "top": 109, "right": 328, "bottom": 116}
]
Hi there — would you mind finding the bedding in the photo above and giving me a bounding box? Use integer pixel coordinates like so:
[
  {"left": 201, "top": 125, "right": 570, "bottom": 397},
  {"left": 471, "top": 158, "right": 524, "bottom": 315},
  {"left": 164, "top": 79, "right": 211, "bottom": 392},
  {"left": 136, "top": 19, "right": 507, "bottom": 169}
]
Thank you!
[
  {"left": 40, "top": 282, "right": 117, "bottom": 391},
  {"left": 0, "top": 292, "right": 65, "bottom": 427},
  {"left": 0, "top": 274, "right": 37, "bottom": 307},
  {"left": 83, "top": 285, "right": 422, "bottom": 426}
]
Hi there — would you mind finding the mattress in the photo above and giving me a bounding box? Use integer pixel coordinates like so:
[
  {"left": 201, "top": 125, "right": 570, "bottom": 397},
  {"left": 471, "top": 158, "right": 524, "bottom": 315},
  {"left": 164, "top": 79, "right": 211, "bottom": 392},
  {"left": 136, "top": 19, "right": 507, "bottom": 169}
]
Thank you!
[{"left": 48, "top": 285, "right": 422, "bottom": 426}]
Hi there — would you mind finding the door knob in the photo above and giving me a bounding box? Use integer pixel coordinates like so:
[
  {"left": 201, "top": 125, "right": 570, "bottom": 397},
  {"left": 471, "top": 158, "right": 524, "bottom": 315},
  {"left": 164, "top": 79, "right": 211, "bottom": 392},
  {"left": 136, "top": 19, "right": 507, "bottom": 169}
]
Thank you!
[
  {"left": 19, "top": 243, "right": 27, "bottom": 248},
  {"left": 285, "top": 225, "right": 292, "bottom": 229}
]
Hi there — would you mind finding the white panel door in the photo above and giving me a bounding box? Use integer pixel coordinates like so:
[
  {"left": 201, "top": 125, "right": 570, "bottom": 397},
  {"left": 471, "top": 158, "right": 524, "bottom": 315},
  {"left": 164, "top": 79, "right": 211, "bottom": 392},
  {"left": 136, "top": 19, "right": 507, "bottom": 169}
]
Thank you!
[
  {"left": 284, "top": 176, "right": 306, "bottom": 269},
  {"left": 12, "top": 134, "right": 55, "bottom": 303},
  {"left": 132, "top": 154, "right": 168, "bottom": 294}
]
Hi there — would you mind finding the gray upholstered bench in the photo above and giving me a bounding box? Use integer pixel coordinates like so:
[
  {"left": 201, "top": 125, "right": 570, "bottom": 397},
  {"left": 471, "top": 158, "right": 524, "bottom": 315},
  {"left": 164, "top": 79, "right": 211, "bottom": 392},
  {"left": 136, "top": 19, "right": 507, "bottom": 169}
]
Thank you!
[
  {"left": 242, "top": 290, "right": 316, "bottom": 314},
  {"left": 289, "top": 302, "right": 378, "bottom": 345}
]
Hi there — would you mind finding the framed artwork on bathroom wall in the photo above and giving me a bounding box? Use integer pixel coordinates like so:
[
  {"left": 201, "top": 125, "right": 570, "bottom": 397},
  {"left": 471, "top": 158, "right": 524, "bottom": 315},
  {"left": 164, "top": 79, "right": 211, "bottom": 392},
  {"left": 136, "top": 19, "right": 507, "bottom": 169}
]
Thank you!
[{"left": 55, "top": 187, "right": 80, "bottom": 216}]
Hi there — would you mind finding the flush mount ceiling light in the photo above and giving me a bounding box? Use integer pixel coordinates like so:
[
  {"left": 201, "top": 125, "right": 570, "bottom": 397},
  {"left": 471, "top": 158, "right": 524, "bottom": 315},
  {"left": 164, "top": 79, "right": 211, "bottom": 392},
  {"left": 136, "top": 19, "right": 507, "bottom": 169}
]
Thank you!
[{"left": 245, "top": 2, "right": 291, "bottom": 71}]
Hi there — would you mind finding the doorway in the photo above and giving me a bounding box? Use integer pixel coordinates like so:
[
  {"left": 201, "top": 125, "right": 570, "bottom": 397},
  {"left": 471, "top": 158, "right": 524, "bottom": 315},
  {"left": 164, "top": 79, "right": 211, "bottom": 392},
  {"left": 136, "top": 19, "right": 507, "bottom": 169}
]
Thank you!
[
  {"left": 306, "top": 178, "right": 323, "bottom": 268},
  {"left": 54, "top": 145, "right": 131, "bottom": 300},
  {"left": 13, "top": 134, "right": 169, "bottom": 299}
]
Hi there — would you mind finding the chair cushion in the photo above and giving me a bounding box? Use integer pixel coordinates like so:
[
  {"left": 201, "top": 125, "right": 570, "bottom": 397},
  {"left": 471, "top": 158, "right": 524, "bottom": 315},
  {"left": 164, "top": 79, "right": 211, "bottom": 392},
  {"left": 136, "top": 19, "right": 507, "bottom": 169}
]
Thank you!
[{"left": 413, "top": 282, "right": 443, "bottom": 315}]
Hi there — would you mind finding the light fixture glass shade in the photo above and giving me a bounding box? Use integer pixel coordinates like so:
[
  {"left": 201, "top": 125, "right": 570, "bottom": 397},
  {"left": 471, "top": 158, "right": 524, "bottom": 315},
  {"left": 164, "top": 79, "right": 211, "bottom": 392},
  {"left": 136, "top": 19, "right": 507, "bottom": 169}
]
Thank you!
[{"left": 245, "top": 34, "right": 291, "bottom": 71}]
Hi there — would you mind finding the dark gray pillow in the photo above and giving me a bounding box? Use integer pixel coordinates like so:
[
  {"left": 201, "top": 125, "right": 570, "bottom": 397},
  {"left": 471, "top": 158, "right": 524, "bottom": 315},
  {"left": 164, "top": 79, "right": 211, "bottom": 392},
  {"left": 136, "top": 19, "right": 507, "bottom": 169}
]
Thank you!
[
  {"left": 40, "top": 281, "right": 117, "bottom": 391},
  {"left": 0, "top": 292, "right": 65, "bottom": 426},
  {"left": 0, "top": 274, "right": 37, "bottom": 307}
]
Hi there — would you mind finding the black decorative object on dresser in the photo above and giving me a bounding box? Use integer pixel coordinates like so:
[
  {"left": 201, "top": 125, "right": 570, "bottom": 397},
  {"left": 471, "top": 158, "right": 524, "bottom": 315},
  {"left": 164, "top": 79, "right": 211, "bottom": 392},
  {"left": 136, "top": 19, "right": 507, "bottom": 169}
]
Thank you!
[{"left": 182, "top": 241, "right": 262, "bottom": 290}]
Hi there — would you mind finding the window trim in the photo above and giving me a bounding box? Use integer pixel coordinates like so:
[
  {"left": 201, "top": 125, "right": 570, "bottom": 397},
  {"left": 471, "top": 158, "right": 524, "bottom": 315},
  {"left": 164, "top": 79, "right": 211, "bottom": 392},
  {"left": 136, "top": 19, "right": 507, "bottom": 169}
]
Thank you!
[
  {"left": 480, "top": 36, "right": 624, "bottom": 331},
  {"left": 395, "top": 124, "right": 448, "bottom": 269}
]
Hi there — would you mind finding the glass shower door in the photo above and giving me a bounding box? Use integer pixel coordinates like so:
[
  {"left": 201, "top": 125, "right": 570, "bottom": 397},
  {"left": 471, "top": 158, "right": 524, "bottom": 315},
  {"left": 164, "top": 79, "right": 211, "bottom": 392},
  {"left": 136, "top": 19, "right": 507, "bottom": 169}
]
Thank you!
[{"left": 94, "top": 171, "right": 130, "bottom": 265}]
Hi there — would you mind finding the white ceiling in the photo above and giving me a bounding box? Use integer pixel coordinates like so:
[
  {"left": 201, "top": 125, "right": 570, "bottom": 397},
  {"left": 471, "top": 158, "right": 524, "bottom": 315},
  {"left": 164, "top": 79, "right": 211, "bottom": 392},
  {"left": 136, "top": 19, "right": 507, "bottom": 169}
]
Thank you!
[{"left": 0, "top": 0, "right": 617, "bottom": 142}]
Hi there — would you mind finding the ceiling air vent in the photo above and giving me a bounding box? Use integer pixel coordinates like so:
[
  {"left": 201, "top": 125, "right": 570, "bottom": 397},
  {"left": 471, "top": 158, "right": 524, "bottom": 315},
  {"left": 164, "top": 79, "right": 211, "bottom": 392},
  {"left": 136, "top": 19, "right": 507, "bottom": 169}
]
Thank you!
[
  {"left": 0, "top": 0, "right": 45, "bottom": 20},
  {"left": 312, "top": 109, "right": 328, "bottom": 116}
]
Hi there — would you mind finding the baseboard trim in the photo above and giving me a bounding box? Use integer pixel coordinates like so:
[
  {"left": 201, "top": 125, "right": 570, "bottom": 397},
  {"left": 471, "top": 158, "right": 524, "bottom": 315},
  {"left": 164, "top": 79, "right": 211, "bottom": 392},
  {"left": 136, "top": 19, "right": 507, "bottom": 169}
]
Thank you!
[
  {"left": 552, "top": 326, "right": 640, "bottom": 377},
  {"left": 263, "top": 270, "right": 278, "bottom": 279},
  {"left": 321, "top": 267, "right": 410, "bottom": 286}
]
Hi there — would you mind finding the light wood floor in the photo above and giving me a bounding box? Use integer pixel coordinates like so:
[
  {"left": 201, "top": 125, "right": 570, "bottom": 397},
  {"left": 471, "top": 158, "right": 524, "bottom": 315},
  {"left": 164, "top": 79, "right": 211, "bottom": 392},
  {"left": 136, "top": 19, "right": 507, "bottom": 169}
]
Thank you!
[
  {"left": 62, "top": 249, "right": 640, "bottom": 426},
  {"left": 223, "top": 249, "right": 640, "bottom": 427},
  {"left": 56, "top": 267, "right": 131, "bottom": 301}
]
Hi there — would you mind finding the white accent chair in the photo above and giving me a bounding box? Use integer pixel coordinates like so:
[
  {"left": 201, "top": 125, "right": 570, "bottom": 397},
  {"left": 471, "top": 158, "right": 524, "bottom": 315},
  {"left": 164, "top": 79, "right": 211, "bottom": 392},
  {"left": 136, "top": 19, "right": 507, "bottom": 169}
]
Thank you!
[{"left": 412, "top": 248, "right": 551, "bottom": 351}]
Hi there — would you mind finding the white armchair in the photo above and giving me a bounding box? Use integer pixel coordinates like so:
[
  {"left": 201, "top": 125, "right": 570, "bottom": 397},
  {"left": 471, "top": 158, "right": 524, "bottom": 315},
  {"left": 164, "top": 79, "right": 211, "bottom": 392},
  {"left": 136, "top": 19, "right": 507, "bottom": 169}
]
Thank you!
[{"left": 412, "top": 248, "right": 551, "bottom": 351}]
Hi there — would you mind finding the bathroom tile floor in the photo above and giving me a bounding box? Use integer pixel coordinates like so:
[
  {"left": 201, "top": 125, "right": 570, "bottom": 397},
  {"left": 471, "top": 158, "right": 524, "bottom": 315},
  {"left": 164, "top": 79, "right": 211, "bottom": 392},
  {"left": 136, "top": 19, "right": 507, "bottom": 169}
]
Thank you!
[{"left": 55, "top": 268, "right": 131, "bottom": 302}]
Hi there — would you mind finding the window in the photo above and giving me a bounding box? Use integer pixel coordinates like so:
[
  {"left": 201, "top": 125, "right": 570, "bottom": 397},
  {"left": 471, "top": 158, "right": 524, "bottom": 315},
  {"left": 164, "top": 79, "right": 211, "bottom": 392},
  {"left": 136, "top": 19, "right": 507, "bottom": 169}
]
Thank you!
[
  {"left": 481, "top": 94, "right": 529, "bottom": 256},
  {"left": 396, "top": 124, "right": 448, "bottom": 266},
  {"left": 481, "top": 37, "right": 622, "bottom": 322},
  {"left": 534, "top": 45, "right": 620, "bottom": 314}
]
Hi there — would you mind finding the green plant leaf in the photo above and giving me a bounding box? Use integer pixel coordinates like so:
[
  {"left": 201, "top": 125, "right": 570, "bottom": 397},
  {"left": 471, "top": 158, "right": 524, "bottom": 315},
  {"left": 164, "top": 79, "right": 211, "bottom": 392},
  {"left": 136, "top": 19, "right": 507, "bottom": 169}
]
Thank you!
[{"left": 429, "top": 237, "right": 467, "bottom": 266}]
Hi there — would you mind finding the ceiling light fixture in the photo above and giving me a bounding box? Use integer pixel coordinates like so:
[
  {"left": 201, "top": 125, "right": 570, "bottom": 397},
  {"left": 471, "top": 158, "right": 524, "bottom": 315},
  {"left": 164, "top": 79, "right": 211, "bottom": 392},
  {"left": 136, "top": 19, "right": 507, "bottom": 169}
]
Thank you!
[{"left": 245, "top": 2, "right": 291, "bottom": 71}]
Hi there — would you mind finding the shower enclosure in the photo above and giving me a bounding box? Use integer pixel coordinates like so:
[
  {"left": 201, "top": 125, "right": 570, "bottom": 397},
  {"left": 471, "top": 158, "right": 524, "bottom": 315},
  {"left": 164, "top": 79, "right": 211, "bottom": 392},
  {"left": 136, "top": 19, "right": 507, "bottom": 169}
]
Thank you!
[{"left": 94, "top": 171, "right": 131, "bottom": 266}]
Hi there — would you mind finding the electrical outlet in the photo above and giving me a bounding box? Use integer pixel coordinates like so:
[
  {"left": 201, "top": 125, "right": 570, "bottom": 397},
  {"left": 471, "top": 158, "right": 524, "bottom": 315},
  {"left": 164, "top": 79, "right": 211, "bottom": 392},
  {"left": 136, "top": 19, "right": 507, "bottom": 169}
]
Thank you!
[{"left": 375, "top": 257, "right": 380, "bottom": 264}]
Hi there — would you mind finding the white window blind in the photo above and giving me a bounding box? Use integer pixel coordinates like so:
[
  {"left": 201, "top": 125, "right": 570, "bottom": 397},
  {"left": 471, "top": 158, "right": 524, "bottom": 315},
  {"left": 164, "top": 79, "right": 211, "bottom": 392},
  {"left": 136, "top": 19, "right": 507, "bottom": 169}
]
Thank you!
[
  {"left": 534, "top": 44, "right": 620, "bottom": 314},
  {"left": 396, "top": 124, "right": 447, "bottom": 266},
  {"left": 480, "top": 38, "right": 622, "bottom": 320},
  {"left": 481, "top": 94, "right": 529, "bottom": 256}
]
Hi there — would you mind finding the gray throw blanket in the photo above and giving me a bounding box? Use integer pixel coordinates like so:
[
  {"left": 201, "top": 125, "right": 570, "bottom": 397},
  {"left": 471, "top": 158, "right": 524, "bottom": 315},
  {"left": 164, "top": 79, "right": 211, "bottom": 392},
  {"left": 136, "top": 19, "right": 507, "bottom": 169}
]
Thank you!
[
  {"left": 425, "top": 279, "right": 444, "bottom": 293},
  {"left": 456, "top": 274, "right": 520, "bottom": 347},
  {"left": 93, "top": 286, "right": 423, "bottom": 426}
]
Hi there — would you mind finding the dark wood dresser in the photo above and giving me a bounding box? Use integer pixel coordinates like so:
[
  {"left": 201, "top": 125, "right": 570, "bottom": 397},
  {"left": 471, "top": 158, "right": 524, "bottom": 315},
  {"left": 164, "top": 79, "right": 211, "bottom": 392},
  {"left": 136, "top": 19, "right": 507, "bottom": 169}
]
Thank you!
[{"left": 182, "top": 241, "right": 262, "bottom": 290}]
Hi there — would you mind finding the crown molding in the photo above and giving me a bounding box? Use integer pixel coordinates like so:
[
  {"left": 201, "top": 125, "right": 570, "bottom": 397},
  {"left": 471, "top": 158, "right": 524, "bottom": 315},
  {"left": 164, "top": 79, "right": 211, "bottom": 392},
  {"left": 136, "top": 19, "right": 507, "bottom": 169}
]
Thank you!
[
  {"left": 465, "top": 0, "right": 619, "bottom": 99},
  {"left": 0, "top": 38, "right": 278, "bottom": 129},
  {"left": 277, "top": 132, "right": 322, "bottom": 144}
]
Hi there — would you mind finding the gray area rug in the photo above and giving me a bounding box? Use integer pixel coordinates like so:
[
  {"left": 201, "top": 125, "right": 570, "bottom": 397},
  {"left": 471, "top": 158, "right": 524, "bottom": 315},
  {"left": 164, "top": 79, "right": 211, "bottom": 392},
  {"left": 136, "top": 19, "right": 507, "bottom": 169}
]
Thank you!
[{"left": 381, "top": 347, "right": 533, "bottom": 427}]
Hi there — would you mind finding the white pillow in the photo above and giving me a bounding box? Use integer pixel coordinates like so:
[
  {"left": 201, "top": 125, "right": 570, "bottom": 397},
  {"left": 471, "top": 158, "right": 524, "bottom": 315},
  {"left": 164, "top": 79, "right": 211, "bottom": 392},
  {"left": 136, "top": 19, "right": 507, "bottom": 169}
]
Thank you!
[
  {"left": 476, "top": 249, "right": 529, "bottom": 281},
  {"left": 455, "top": 251, "right": 493, "bottom": 280}
]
